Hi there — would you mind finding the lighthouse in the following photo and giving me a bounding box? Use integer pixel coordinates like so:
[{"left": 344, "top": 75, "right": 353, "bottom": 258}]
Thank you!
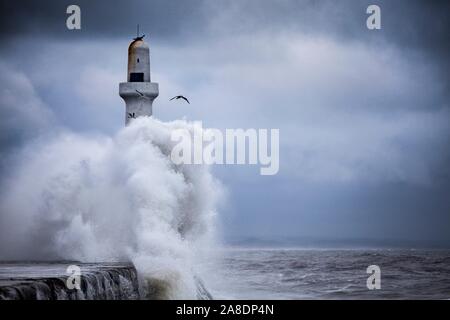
[{"left": 119, "top": 35, "right": 159, "bottom": 125}]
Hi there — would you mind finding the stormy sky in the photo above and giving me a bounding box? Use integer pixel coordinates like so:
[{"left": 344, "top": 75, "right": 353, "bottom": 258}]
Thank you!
[{"left": 0, "top": 0, "right": 449, "bottom": 247}]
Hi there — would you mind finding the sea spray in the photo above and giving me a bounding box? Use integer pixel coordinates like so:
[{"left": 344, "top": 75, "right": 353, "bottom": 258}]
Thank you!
[{"left": 0, "top": 117, "right": 222, "bottom": 299}]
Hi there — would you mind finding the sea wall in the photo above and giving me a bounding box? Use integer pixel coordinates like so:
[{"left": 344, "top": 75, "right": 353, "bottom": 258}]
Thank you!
[
  {"left": 0, "top": 262, "right": 212, "bottom": 300},
  {"left": 0, "top": 262, "right": 139, "bottom": 300}
]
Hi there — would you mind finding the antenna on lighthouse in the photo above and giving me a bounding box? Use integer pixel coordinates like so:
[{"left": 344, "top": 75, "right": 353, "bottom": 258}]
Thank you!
[{"left": 137, "top": 24, "right": 139, "bottom": 38}]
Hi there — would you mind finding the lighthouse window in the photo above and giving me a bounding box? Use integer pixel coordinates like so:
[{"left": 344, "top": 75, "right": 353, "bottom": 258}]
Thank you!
[
  {"left": 137, "top": 58, "right": 140, "bottom": 63},
  {"left": 130, "top": 72, "right": 144, "bottom": 82}
]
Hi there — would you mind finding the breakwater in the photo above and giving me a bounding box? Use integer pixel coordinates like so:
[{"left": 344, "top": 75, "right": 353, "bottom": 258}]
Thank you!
[{"left": 0, "top": 262, "right": 139, "bottom": 300}]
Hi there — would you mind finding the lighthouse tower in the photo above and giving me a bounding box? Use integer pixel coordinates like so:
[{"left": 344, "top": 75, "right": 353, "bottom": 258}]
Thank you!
[{"left": 119, "top": 35, "right": 159, "bottom": 125}]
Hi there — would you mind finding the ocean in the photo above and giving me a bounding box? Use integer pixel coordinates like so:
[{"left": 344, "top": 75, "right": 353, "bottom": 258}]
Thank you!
[{"left": 206, "top": 248, "right": 450, "bottom": 299}]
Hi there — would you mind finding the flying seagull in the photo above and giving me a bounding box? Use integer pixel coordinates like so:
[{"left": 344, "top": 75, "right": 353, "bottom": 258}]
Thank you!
[{"left": 170, "top": 95, "right": 190, "bottom": 104}]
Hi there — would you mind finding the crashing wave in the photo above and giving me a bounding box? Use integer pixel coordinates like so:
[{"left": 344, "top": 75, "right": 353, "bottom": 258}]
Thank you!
[{"left": 0, "top": 117, "right": 222, "bottom": 299}]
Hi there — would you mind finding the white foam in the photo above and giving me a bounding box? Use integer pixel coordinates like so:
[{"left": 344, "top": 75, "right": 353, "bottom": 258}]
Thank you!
[{"left": 0, "top": 117, "right": 222, "bottom": 299}]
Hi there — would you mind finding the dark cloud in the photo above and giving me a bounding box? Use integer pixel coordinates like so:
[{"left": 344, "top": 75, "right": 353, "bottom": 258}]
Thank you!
[
  {"left": 0, "top": 0, "right": 449, "bottom": 246},
  {"left": 200, "top": 0, "right": 450, "bottom": 89},
  {"left": 0, "top": 0, "right": 206, "bottom": 43},
  {"left": 1, "top": 1, "right": 448, "bottom": 43},
  {"left": 0, "top": 63, "right": 56, "bottom": 149},
  {"left": 2, "top": 0, "right": 449, "bottom": 48},
  {"left": 1, "top": 0, "right": 448, "bottom": 84}
]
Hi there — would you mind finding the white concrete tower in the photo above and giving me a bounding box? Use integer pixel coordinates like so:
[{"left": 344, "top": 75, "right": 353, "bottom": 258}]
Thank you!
[{"left": 119, "top": 35, "right": 159, "bottom": 125}]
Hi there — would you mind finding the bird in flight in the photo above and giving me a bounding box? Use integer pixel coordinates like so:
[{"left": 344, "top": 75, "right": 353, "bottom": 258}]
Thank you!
[{"left": 170, "top": 95, "right": 190, "bottom": 104}]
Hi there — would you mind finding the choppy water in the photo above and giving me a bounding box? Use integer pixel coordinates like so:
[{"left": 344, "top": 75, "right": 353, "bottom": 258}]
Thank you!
[{"left": 206, "top": 249, "right": 450, "bottom": 299}]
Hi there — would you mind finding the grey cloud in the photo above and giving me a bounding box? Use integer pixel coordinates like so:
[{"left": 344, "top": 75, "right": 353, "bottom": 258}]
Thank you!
[
  {"left": 2, "top": 0, "right": 449, "bottom": 50},
  {"left": 1, "top": 0, "right": 447, "bottom": 85},
  {"left": 0, "top": 63, "right": 59, "bottom": 179},
  {"left": 0, "top": 0, "right": 449, "bottom": 245},
  {"left": 201, "top": 0, "right": 450, "bottom": 90},
  {"left": 0, "top": 63, "right": 56, "bottom": 149},
  {"left": 0, "top": 0, "right": 207, "bottom": 43},
  {"left": 148, "top": 32, "right": 450, "bottom": 185}
]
